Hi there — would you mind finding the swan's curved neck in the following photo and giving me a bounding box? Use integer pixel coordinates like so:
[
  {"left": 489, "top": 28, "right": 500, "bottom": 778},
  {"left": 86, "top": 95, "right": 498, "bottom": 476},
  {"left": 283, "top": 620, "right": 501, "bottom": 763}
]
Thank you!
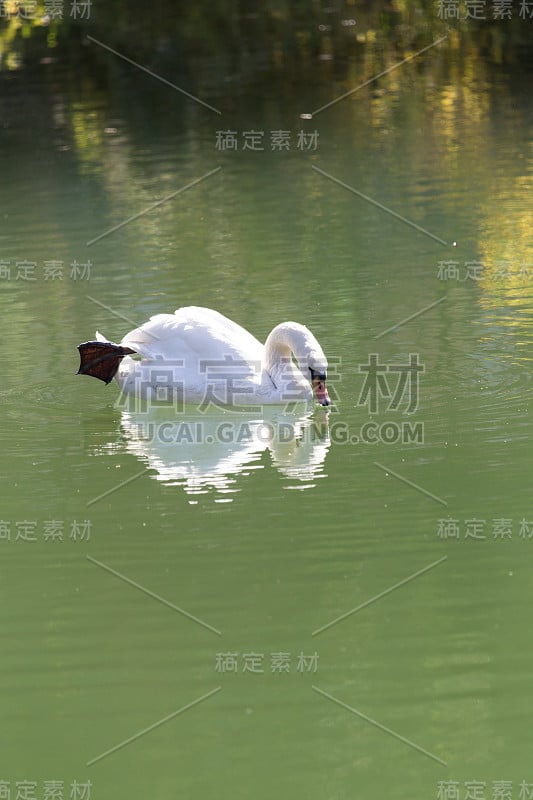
[{"left": 263, "top": 323, "right": 312, "bottom": 378}]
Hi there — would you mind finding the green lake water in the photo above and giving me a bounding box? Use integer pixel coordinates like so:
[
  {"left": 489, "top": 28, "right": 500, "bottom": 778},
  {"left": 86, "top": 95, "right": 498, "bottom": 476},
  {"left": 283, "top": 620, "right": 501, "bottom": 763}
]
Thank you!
[{"left": 1, "top": 25, "right": 533, "bottom": 800}]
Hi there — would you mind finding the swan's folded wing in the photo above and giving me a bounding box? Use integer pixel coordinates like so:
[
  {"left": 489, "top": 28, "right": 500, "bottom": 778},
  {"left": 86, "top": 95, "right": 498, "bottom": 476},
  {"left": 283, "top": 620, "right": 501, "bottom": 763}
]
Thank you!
[{"left": 120, "top": 307, "right": 264, "bottom": 376}]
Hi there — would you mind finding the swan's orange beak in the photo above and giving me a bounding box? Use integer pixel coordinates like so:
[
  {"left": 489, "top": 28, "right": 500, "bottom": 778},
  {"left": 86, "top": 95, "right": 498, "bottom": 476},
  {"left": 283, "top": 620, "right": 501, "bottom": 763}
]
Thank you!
[{"left": 312, "top": 373, "right": 331, "bottom": 406}]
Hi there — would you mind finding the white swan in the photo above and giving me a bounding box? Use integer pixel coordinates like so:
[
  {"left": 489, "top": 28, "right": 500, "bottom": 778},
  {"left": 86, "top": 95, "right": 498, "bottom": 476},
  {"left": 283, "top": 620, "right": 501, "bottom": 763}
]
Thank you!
[{"left": 77, "top": 306, "right": 331, "bottom": 407}]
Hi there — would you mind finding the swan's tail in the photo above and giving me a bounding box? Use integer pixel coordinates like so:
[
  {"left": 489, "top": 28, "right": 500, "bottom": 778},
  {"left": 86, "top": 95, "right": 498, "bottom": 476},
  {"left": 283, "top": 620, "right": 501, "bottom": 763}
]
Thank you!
[{"left": 77, "top": 340, "right": 136, "bottom": 385}]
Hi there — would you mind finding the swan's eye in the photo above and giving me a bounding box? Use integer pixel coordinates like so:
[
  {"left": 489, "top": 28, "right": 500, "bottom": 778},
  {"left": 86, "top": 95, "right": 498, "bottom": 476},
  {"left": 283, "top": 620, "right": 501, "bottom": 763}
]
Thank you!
[{"left": 309, "top": 367, "right": 327, "bottom": 382}]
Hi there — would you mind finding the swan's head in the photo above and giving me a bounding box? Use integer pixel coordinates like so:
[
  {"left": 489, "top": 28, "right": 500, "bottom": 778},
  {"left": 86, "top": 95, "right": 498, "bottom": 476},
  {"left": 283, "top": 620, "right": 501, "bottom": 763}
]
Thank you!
[
  {"left": 293, "top": 327, "right": 331, "bottom": 407},
  {"left": 264, "top": 322, "right": 332, "bottom": 407},
  {"left": 309, "top": 365, "right": 331, "bottom": 407}
]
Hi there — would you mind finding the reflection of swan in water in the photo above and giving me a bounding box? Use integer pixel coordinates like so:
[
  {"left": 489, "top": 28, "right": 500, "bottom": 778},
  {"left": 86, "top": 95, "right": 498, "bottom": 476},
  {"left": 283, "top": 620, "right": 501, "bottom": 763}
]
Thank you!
[{"left": 118, "top": 406, "right": 330, "bottom": 498}]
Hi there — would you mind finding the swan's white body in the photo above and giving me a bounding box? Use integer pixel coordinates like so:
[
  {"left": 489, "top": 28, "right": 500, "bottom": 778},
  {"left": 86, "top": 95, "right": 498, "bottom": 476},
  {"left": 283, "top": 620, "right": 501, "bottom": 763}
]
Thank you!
[{"left": 94, "top": 306, "right": 330, "bottom": 407}]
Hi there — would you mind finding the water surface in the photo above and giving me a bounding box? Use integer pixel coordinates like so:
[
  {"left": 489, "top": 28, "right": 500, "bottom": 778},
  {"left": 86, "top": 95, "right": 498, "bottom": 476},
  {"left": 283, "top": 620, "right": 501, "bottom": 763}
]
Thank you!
[{"left": 1, "top": 27, "right": 533, "bottom": 800}]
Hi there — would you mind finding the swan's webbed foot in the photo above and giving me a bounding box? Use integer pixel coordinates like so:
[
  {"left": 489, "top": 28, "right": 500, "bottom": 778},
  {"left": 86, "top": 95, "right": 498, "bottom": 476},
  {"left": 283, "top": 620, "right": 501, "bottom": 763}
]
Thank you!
[{"left": 77, "top": 341, "right": 135, "bottom": 385}]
